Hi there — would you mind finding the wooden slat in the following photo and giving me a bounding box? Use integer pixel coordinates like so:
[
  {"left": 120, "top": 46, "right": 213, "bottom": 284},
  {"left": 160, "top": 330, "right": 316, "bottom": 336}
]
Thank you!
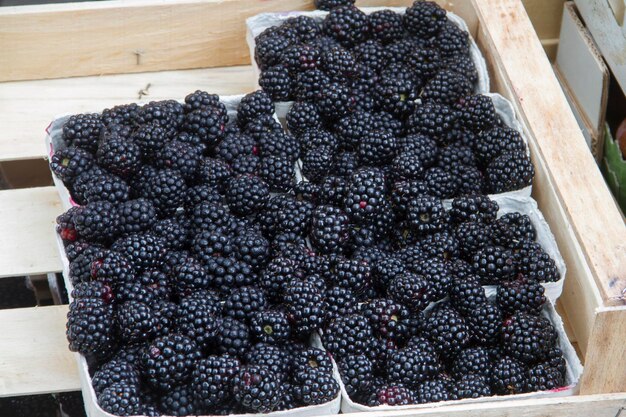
[
  {"left": 472, "top": 0, "right": 626, "bottom": 307},
  {"left": 0, "top": 305, "right": 79, "bottom": 397},
  {"left": 0, "top": 65, "right": 254, "bottom": 162},
  {"left": 0, "top": 187, "right": 63, "bottom": 278}
]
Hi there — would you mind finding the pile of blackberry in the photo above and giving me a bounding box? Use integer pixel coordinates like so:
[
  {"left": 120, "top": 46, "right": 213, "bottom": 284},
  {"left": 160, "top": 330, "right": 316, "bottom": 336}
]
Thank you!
[
  {"left": 55, "top": 91, "right": 339, "bottom": 416},
  {"left": 255, "top": 1, "right": 534, "bottom": 196}
]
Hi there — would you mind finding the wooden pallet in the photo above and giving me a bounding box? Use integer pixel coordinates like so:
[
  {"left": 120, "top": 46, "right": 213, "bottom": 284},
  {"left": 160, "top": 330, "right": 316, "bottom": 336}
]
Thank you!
[{"left": 0, "top": 0, "right": 624, "bottom": 414}]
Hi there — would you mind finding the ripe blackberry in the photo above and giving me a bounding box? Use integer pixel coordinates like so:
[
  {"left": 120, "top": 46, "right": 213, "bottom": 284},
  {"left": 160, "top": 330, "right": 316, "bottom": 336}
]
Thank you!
[
  {"left": 334, "top": 111, "right": 378, "bottom": 150},
  {"left": 296, "top": 372, "right": 340, "bottom": 405},
  {"left": 451, "top": 346, "right": 492, "bottom": 379},
  {"left": 437, "top": 145, "right": 477, "bottom": 171},
  {"left": 191, "top": 229, "right": 233, "bottom": 263},
  {"left": 472, "top": 245, "right": 518, "bottom": 284},
  {"left": 183, "top": 90, "right": 223, "bottom": 113},
  {"left": 293, "top": 69, "right": 331, "bottom": 101},
  {"left": 492, "top": 212, "right": 536, "bottom": 244},
  {"left": 158, "top": 385, "right": 197, "bottom": 416},
  {"left": 390, "top": 153, "right": 425, "bottom": 188},
  {"left": 254, "top": 29, "right": 292, "bottom": 70},
  {"left": 292, "top": 347, "right": 334, "bottom": 380},
  {"left": 286, "top": 101, "right": 322, "bottom": 136},
  {"left": 130, "top": 123, "right": 168, "bottom": 161},
  {"left": 387, "top": 344, "right": 441, "bottom": 388},
  {"left": 250, "top": 310, "right": 291, "bottom": 344},
  {"left": 136, "top": 100, "right": 184, "bottom": 136},
  {"left": 404, "top": 47, "right": 441, "bottom": 80},
  {"left": 360, "top": 298, "right": 410, "bottom": 341},
  {"left": 91, "top": 359, "right": 140, "bottom": 395},
  {"left": 319, "top": 45, "right": 356, "bottom": 81},
  {"left": 491, "top": 356, "right": 528, "bottom": 395},
  {"left": 182, "top": 106, "right": 226, "bottom": 147},
  {"left": 258, "top": 195, "right": 314, "bottom": 237},
  {"left": 332, "top": 258, "right": 373, "bottom": 297},
  {"left": 216, "top": 318, "right": 251, "bottom": 357},
  {"left": 224, "top": 286, "right": 267, "bottom": 324},
  {"left": 154, "top": 140, "right": 201, "bottom": 181},
  {"left": 174, "top": 256, "right": 211, "bottom": 295},
  {"left": 315, "top": 80, "right": 357, "bottom": 121},
  {"left": 259, "top": 64, "right": 292, "bottom": 101},
  {"left": 455, "top": 94, "right": 498, "bottom": 133},
  {"left": 371, "top": 256, "right": 404, "bottom": 290},
  {"left": 230, "top": 232, "right": 268, "bottom": 271},
  {"left": 487, "top": 151, "right": 535, "bottom": 193},
  {"left": 139, "top": 334, "right": 201, "bottom": 391},
  {"left": 246, "top": 343, "right": 291, "bottom": 379},
  {"left": 57, "top": 207, "right": 80, "bottom": 244},
  {"left": 96, "top": 134, "right": 142, "bottom": 179},
  {"left": 455, "top": 222, "right": 491, "bottom": 259},
  {"left": 353, "top": 40, "right": 389, "bottom": 73},
  {"left": 416, "top": 377, "right": 451, "bottom": 404},
  {"left": 338, "top": 354, "right": 374, "bottom": 399},
  {"left": 224, "top": 175, "right": 269, "bottom": 216},
  {"left": 387, "top": 274, "right": 433, "bottom": 312},
  {"left": 497, "top": 276, "right": 546, "bottom": 316},
  {"left": 176, "top": 291, "right": 221, "bottom": 349},
  {"left": 368, "top": 384, "right": 416, "bottom": 406},
  {"left": 65, "top": 241, "right": 96, "bottom": 264},
  {"left": 258, "top": 156, "right": 294, "bottom": 192},
  {"left": 322, "top": 5, "right": 369, "bottom": 48},
  {"left": 113, "top": 198, "right": 156, "bottom": 238},
  {"left": 50, "top": 147, "right": 94, "bottom": 184},
  {"left": 111, "top": 233, "right": 166, "bottom": 271},
  {"left": 397, "top": 135, "right": 439, "bottom": 168},
  {"left": 151, "top": 216, "right": 189, "bottom": 251},
  {"left": 230, "top": 155, "right": 259, "bottom": 175},
  {"left": 196, "top": 159, "right": 231, "bottom": 194},
  {"left": 192, "top": 355, "right": 240, "bottom": 408},
  {"left": 142, "top": 168, "right": 187, "bottom": 217},
  {"left": 450, "top": 194, "right": 499, "bottom": 224},
  {"left": 62, "top": 113, "right": 102, "bottom": 151},
  {"left": 205, "top": 256, "right": 258, "bottom": 293},
  {"left": 237, "top": 90, "right": 274, "bottom": 128},
  {"left": 299, "top": 129, "right": 338, "bottom": 154},
  {"left": 503, "top": 313, "right": 558, "bottom": 364},
  {"left": 344, "top": 167, "right": 387, "bottom": 224},
  {"left": 283, "top": 15, "right": 322, "bottom": 42},
  {"left": 97, "top": 383, "right": 141, "bottom": 416},
  {"left": 315, "top": 0, "right": 354, "bottom": 10},
  {"left": 259, "top": 257, "right": 297, "bottom": 301},
  {"left": 424, "top": 303, "right": 470, "bottom": 357},
  {"left": 73, "top": 201, "right": 119, "bottom": 243},
  {"left": 413, "top": 256, "right": 454, "bottom": 299},
  {"left": 323, "top": 314, "right": 373, "bottom": 359},
  {"left": 310, "top": 205, "right": 350, "bottom": 254},
  {"left": 406, "top": 102, "right": 458, "bottom": 143},
  {"left": 283, "top": 44, "right": 322, "bottom": 75},
  {"left": 404, "top": 1, "right": 447, "bottom": 37},
  {"left": 325, "top": 285, "right": 359, "bottom": 323},
  {"left": 257, "top": 130, "right": 301, "bottom": 162},
  {"left": 137, "top": 268, "right": 171, "bottom": 300},
  {"left": 356, "top": 129, "right": 397, "bottom": 166},
  {"left": 233, "top": 365, "right": 282, "bottom": 412},
  {"left": 545, "top": 347, "right": 567, "bottom": 376},
  {"left": 449, "top": 276, "right": 487, "bottom": 316},
  {"left": 424, "top": 167, "right": 460, "bottom": 198},
  {"left": 89, "top": 250, "right": 136, "bottom": 287},
  {"left": 116, "top": 301, "right": 156, "bottom": 343},
  {"left": 284, "top": 279, "right": 326, "bottom": 336},
  {"left": 191, "top": 201, "right": 234, "bottom": 234},
  {"left": 405, "top": 196, "right": 446, "bottom": 234},
  {"left": 475, "top": 126, "right": 526, "bottom": 166},
  {"left": 435, "top": 20, "right": 470, "bottom": 58},
  {"left": 451, "top": 374, "right": 491, "bottom": 399},
  {"left": 422, "top": 69, "right": 472, "bottom": 105},
  {"left": 66, "top": 288, "right": 116, "bottom": 357},
  {"left": 368, "top": 10, "right": 403, "bottom": 44},
  {"left": 79, "top": 172, "right": 130, "bottom": 205},
  {"left": 515, "top": 241, "right": 560, "bottom": 283},
  {"left": 527, "top": 362, "right": 564, "bottom": 392},
  {"left": 214, "top": 132, "right": 256, "bottom": 163}
]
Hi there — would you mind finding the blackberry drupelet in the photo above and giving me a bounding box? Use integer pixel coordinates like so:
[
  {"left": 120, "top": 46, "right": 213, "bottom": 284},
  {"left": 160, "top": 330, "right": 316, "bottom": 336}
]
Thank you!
[
  {"left": 250, "top": 310, "right": 292, "bottom": 344},
  {"left": 451, "top": 374, "right": 491, "bottom": 400},
  {"left": 338, "top": 354, "right": 374, "bottom": 399},
  {"left": 369, "top": 10, "right": 404, "bottom": 44},
  {"left": 216, "top": 318, "right": 251, "bottom": 358},
  {"left": 527, "top": 363, "right": 564, "bottom": 392},
  {"left": 259, "top": 65, "right": 292, "bottom": 101},
  {"left": 50, "top": 147, "right": 94, "bottom": 183},
  {"left": 424, "top": 303, "right": 471, "bottom": 357},
  {"left": 367, "top": 384, "right": 416, "bottom": 406},
  {"left": 451, "top": 346, "right": 492, "bottom": 379},
  {"left": 387, "top": 344, "right": 441, "bottom": 387},
  {"left": 497, "top": 276, "right": 546, "bottom": 316},
  {"left": 140, "top": 334, "right": 201, "bottom": 391},
  {"left": 387, "top": 274, "right": 433, "bottom": 312},
  {"left": 225, "top": 175, "right": 270, "bottom": 216},
  {"left": 284, "top": 279, "right": 326, "bottom": 337},
  {"left": 474, "top": 126, "right": 526, "bottom": 166},
  {"left": 323, "top": 314, "right": 373, "bottom": 359},
  {"left": 62, "top": 113, "right": 102, "bottom": 151},
  {"left": 97, "top": 383, "right": 141, "bottom": 416},
  {"left": 74, "top": 201, "right": 120, "bottom": 243},
  {"left": 471, "top": 245, "right": 518, "bottom": 284},
  {"left": 487, "top": 151, "right": 535, "bottom": 193},
  {"left": 233, "top": 365, "right": 282, "bottom": 413},
  {"left": 403, "top": 0, "right": 447, "bottom": 38},
  {"left": 503, "top": 313, "right": 558, "bottom": 364},
  {"left": 192, "top": 355, "right": 240, "bottom": 408},
  {"left": 491, "top": 356, "right": 528, "bottom": 395},
  {"left": 421, "top": 69, "right": 472, "bottom": 106}
]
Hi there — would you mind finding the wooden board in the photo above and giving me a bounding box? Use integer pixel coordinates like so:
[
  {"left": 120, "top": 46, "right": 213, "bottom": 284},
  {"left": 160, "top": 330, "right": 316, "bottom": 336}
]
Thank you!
[
  {"left": 0, "top": 65, "right": 255, "bottom": 162},
  {"left": 0, "top": 305, "right": 79, "bottom": 397},
  {"left": 0, "top": 187, "right": 63, "bottom": 278},
  {"left": 522, "top": 0, "right": 566, "bottom": 39}
]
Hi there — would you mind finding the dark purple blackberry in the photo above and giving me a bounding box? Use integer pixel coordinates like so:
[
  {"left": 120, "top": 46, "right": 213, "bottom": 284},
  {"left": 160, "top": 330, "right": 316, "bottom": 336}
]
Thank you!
[
  {"left": 205, "top": 256, "right": 258, "bottom": 293},
  {"left": 387, "top": 274, "right": 433, "bottom": 312},
  {"left": 515, "top": 240, "right": 560, "bottom": 283},
  {"left": 116, "top": 301, "right": 156, "bottom": 343},
  {"left": 450, "top": 194, "right": 499, "bottom": 224},
  {"left": 334, "top": 111, "right": 378, "bottom": 151},
  {"left": 437, "top": 144, "right": 477, "bottom": 172},
  {"left": 65, "top": 241, "right": 96, "bottom": 263},
  {"left": 372, "top": 256, "right": 406, "bottom": 290},
  {"left": 91, "top": 359, "right": 140, "bottom": 396},
  {"left": 360, "top": 298, "right": 410, "bottom": 341},
  {"left": 286, "top": 101, "right": 322, "bottom": 136},
  {"left": 472, "top": 245, "right": 518, "bottom": 284},
  {"left": 455, "top": 221, "right": 492, "bottom": 258},
  {"left": 292, "top": 347, "right": 334, "bottom": 380},
  {"left": 325, "top": 285, "right": 359, "bottom": 322},
  {"left": 96, "top": 134, "right": 142, "bottom": 179},
  {"left": 406, "top": 196, "right": 446, "bottom": 234},
  {"left": 78, "top": 172, "right": 130, "bottom": 205},
  {"left": 101, "top": 104, "right": 139, "bottom": 129},
  {"left": 97, "top": 383, "right": 141, "bottom": 416},
  {"left": 492, "top": 212, "right": 536, "bottom": 244},
  {"left": 353, "top": 39, "right": 389, "bottom": 73},
  {"left": 455, "top": 165, "right": 485, "bottom": 195},
  {"left": 230, "top": 155, "right": 259, "bottom": 175},
  {"left": 214, "top": 132, "right": 256, "bottom": 163},
  {"left": 139, "top": 333, "right": 201, "bottom": 391},
  {"left": 299, "top": 128, "right": 338, "bottom": 154},
  {"left": 416, "top": 377, "right": 452, "bottom": 404},
  {"left": 181, "top": 106, "right": 226, "bottom": 147},
  {"left": 282, "top": 44, "right": 321, "bottom": 75},
  {"left": 259, "top": 156, "right": 295, "bottom": 192},
  {"left": 405, "top": 47, "right": 442, "bottom": 80},
  {"left": 246, "top": 343, "right": 291, "bottom": 379},
  {"left": 332, "top": 258, "right": 372, "bottom": 298},
  {"left": 314, "top": 80, "right": 356, "bottom": 120},
  {"left": 112, "top": 198, "right": 156, "bottom": 237},
  {"left": 330, "top": 151, "right": 357, "bottom": 178},
  {"left": 424, "top": 303, "right": 470, "bottom": 357},
  {"left": 182, "top": 90, "right": 223, "bottom": 113},
  {"left": 323, "top": 314, "right": 373, "bottom": 359},
  {"left": 316, "top": 175, "right": 347, "bottom": 207},
  {"left": 475, "top": 126, "right": 526, "bottom": 166},
  {"left": 284, "top": 279, "right": 326, "bottom": 337},
  {"left": 293, "top": 69, "right": 331, "bottom": 101},
  {"left": 421, "top": 69, "right": 472, "bottom": 105},
  {"left": 62, "top": 113, "right": 102, "bottom": 151},
  {"left": 445, "top": 50, "right": 478, "bottom": 82},
  {"left": 487, "top": 151, "right": 535, "bottom": 193},
  {"left": 50, "top": 147, "right": 94, "bottom": 184},
  {"left": 173, "top": 255, "right": 211, "bottom": 294},
  {"left": 230, "top": 231, "right": 269, "bottom": 271},
  {"left": 451, "top": 374, "right": 491, "bottom": 399},
  {"left": 357, "top": 129, "right": 397, "bottom": 165},
  {"left": 259, "top": 64, "right": 292, "bottom": 101},
  {"left": 192, "top": 355, "right": 240, "bottom": 408},
  {"left": 390, "top": 180, "right": 427, "bottom": 218},
  {"left": 191, "top": 201, "right": 234, "bottom": 234},
  {"left": 337, "top": 354, "right": 373, "bottom": 399},
  {"left": 233, "top": 365, "right": 282, "bottom": 413},
  {"left": 375, "top": 110, "right": 405, "bottom": 137},
  {"left": 368, "top": 10, "right": 403, "bottom": 44},
  {"left": 111, "top": 233, "right": 166, "bottom": 271},
  {"left": 224, "top": 175, "right": 269, "bottom": 216},
  {"left": 447, "top": 269, "right": 487, "bottom": 312},
  {"left": 467, "top": 302, "right": 503, "bottom": 345},
  {"left": 545, "top": 347, "right": 567, "bottom": 377},
  {"left": 157, "top": 385, "right": 196, "bottom": 416},
  {"left": 150, "top": 216, "right": 189, "bottom": 251},
  {"left": 527, "top": 362, "right": 565, "bottom": 392},
  {"left": 322, "top": 5, "right": 369, "bottom": 47},
  {"left": 250, "top": 310, "right": 291, "bottom": 344},
  {"left": 406, "top": 102, "right": 458, "bottom": 143},
  {"left": 497, "top": 276, "right": 546, "bottom": 316},
  {"left": 283, "top": 15, "right": 321, "bottom": 42},
  {"left": 73, "top": 201, "right": 119, "bottom": 243},
  {"left": 424, "top": 167, "right": 460, "bottom": 198},
  {"left": 216, "top": 318, "right": 251, "bottom": 358},
  {"left": 390, "top": 152, "right": 424, "bottom": 183},
  {"left": 344, "top": 167, "right": 387, "bottom": 225},
  {"left": 142, "top": 168, "right": 187, "bottom": 217},
  {"left": 223, "top": 286, "right": 267, "bottom": 324},
  {"left": 176, "top": 291, "right": 220, "bottom": 349},
  {"left": 89, "top": 250, "right": 136, "bottom": 287},
  {"left": 57, "top": 207, "right": 80, "bottom": 244},
  {"left": 387, "top": 343, "right": 441, "bottom": 388},
  {"left": 254, "top": 29, "right": 292, "bottom": 70},
  {"left": 435, "top": 20, "right": 470, "bottom": 57},
  {"left": 397, "top": 135, "right": 439, "bottom": 168},
  {"left": 258, "top": 194, "right": 314, "bottom": 237},
  {"left": 315, "top": 0, "right": 354, "bottom": 10},
  {"left": 135, "top": 100, "right": 184, "bottom": 136},
  {"left": 403, "top": 0, "right": 447, "bottom": 37},
  {"left": 296, "top": 372, "right": 340, "bottom": 405},
  {"left": 237, "top": 90, "right": 274, "bottom": 128},
  {"left": 154, "top": 140, "right": 201, "bottom": 181},
  {"left": 137, "top": 268, "right": 171, "bottom": 300},
  {"left": 503, "top": 313, "right": 558, "bottom": 364},
  {"left": 367, "top": 384, "right": 416, "bottom": 406},
  {"left": 451, "top": 346, "right": 492, "bottom": 379},
  {"left": 197, "top": 159, "right": 231, "bottom": 193},
  {"left": 310, "top": 205, "right": 350, "bottom": 254},
  {"left": 319, "top": 45, "right": 356, "bottom": 81},
  {"left": 491, "top": 356, "right": 528, "bottom": 395},
  {"left": 259, "top": 257, "right": 297, "bottom": 301},
  {"left": 455, "top": 94, "right": 498, "bottom": 133},
  {"left": 130, "top": 123, "right": 168, "bottom": 161}
]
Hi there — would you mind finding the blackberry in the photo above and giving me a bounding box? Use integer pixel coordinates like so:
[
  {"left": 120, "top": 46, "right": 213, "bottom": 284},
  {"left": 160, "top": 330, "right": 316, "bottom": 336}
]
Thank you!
[
  {"left": 404, "top": 1, "right": 447, "bottom": 37},
  {"left": 320, "top": 45, "right": 356, "bottom": 80},
  {"left": 258, "top": 194, "right": 313, "bottom": 237},
  {"left": 97, "top": 383, "right": 141, "bottom": 416},
  {"left": 449, "top": 276, "right": 487, "bottom": 316},
  {"left": 372, "top": 256, "right": 406, "bottom": 290},
  {"left": 142, "top": 168, "right": 187, "bottom": 217},
  {"left": 182, "top": 106, "right": 226, "bottom": 147},
  {"left": 205, "top": 256, "right": 258, "bottom": 293},
  {"left": 344, "top": 168, "right": 387, "bottom": 225},
  {"left": 455, "top": 94, "right": 498, "bottom": 133},
  {"left": 323, "top": 314, "right": 373, "bottom": 359},
  {"left": 315, "top": 80, "right": 356, "bottom": 120},
  {"left": 333, "top": 258, "right": 373, "bottom": 297},
  {"left": 515, "top": 241, "right": 560, "bottom": 283},
  {"left": 457, "top": 166, "right": 486, "bottom": 195},
  {"left": 356, "top": 129, "right": 397, "bottom": 165},
  {"left": 191, "top": 230, "right": 233, "bottom": 266},
  {"left": 254, "top": 30, "right": 292, "bottom": 70},
  {"left": 150, "top": 216, "right": 189, "bottom": 251},
  {"left": 450, "top": 194, "right": 499, "bottom": 224},
  {"left": 322, "top": 5, "right": 369, "bottom": 48},
  {"left": 390, "top": 152, "right": 423, "bottom": 183},
  {"left": 334, "top": 111, "right": 378, "bottom": 151},
  {"left": 233, "top": 365, "right": 282, "bottom": 412},
  {"left": 451, "top": 346, "right": 492, "bottom": 379},
  {"left": 286, "top": 101, "right": 322, "bottom": 136},
  {"left": 387, "top": 274, "right": 433, "bottom": 312},
  {"left": 90, "top": 250, "right": 136, "bottom": 287},
  {"left": 455, "top": 221, "right": 492, "bottom": 258},
  {"left": 216, "top": 318, "right": 251, "bottom": 357},
  {"left": 259, "top": 257, "right": 297, "bottom": 301},
  {"left": 475, "top": 126, "right": 526, "bottom": 166},
  {"left": 315, "top": 0, "right": 354, "bottom": 10},
  {"left": 231, "top": 231, "right": 269, "bottom": 271},
  {"left": 66, "top": 287, "right": 117, "bottom": 356},
  {"left": 62, "top": 113, "right": 102, "bottom": 151},
  {"left": 503, "top": 313, "right": 557, "bottom": 364},
  {"left": 282, "top": 44, "right": 321, "bottom": 75},
  {"left": 406, "top": 47, "right": 443, "bottom": 80},
  {"left": 136, "top": 100, "right": 184, "bottom": 136},
  {"left": 247, "top": 343, "right": 291, "bottom": 379},
  {"left": 338, "top": 354, "right": 374, "bottom": 398},
  {"left": 487, "top": 151, "right": 535, "bottom": 193},
  {"left": 114, "top": 198, "right": 157, "bottom": 237},
  {"left": 497, "top": 276, "right": 546, "bottom": 316},
  {"left": 545, "top": 347, "right": 567, "bottom": 376},
  {"left": 451, "top": 374, "right": 491, "bottom": 399},
  {"left": 140, "top": 334, "right": 201, "bottom": 391},
  {"left": 367, "top": 384, "right": 416, "bottom": 406},
  {"left": 390, "top": 180, "right": 427, "bottom": 218},
  {"left": 416, "top": 377, "right": 452, "bottom": 404},
  {"left": 131, "top": 123, "right": 168, "bottom": 160},
  {"left": 111, "top": 233, "right": 166, "bottom": 271},
  {"left": 406, "top": 196, "right": 447, "bottom": 234},
  {"left": 159, "top": 385, "right": 197, "bottom": 416},
  {"left": 56, "top": 207, "right": 80, "bottom": 244},
  {"left": 284, "top": 279, "right": 326, "bottom": 337},
  {"left": 192, "top": 355, "right": 240, "bottom": 408},
  {"left": 299, "top": 129, "right": 338, "bottom": 154},
  {"left": 191, "top": 201, "right": 234, "bottom": 234},
  {"left": 397, "top": 135, "right": 439, "bottom": 168},
  {"left": 354, "top": 40, "right": 389, "bottom": 73},
  {"left": 183, "top": 90, "right": 224, "bottom": 113},
  {"left": 492, "top": 212, "right": 537, "bottom": 244},
  {"left": 237, "top": 90, "right": 274, "bottom": 127},
  {"left": 293, "top": 347, "right": 334, "bottom": 380},
  {"left": 369, "top": 10, "right": 404, "bottom": 44},
  {"left": 96, "top": 134, "right": 142, "bottom": 178},
  {"left": 421, "top": 69, "right": 472, "bottom": 105},
  {"left": 527, "top": 363, "right": 565, "bottom": 391},
  {"left": 230, "top": 155, "right": 259, "bottom": 175},
  {"left": 116, "top": 301, "right": 156, "bottom": 343},
  {"left": 491, "top": 356, "right": 528, "bottom": 395},
  {"left": 224, "top": 286, "right": 267, "bottom": 323},
  {"left": 224, "top": 175, "right": 269, "bottom": 216},
  {"left": 472, "top": 245, "right": 518, "bottom": 284},
  {"left": 258, "top": 130, "right": 301, "bottom": 162},
  {"left": 102, "top": 103, "right": 140, "bottom": 128},
  {"left": 258, "top": 156, "right": 294, "bottom": 192},
  {"left": 152, "top": 299, "right": 178, "bottom": 337},
  {"left": 435, "top": 20, "right": 470, "bottom": 58},
  {"left": 79, "top": 172, "right": 130, "bottom": 205},
  {"left": 424, "top": 303, "right": 470, "bottom": 357},
  {"left": 154, "top": 140, "right": 201, "bottom": 181},
  {"left": 325, "top": 285, "right": 360, "bottom": 322},
  {"left": 284, "top": 15, "right": 322, "bottom": 42},
  {"left": 197, "top": 159, "right": 231, "bottom": 193},
  {"left": 214, "top": 133, "right": 256, "bottom": 163},
  {"left": 297, "top": 372, "right": 340, "bottom": 405},
  {"left": 412, "top": 256, "right": 454, "bottom": 299},
  {"left": 259, "top": 64, "right": 292, "bottom": 101},
  {"left": 360, "top": 298, "right": 410, "bottom": 341},
  {"left": 74, "top": 201, "right": 119, "bottom": 243},
  {"left": 310, "top": 205, "right": 350, "bottom": 254},
  {"left": 250, "top": 310, "right": 291, "bottom": 344},
  {"left": 137, "top": 268, "right": 171, "bottom": 300},
  {"left": 330, "top": 152, "right": 358, "bottom": 178},
  {"left": 50, "top": 147, "right": 94, "bottom": 183},
  {"left": 387, "top": 344, "right": 441, "bottom": 387},
  {"left": 65, "top": 241, "right": 96, "bottom": 263},
  {"left": 446, "top": 51, "right": 478, "bottom": 83},
  {"left": 293, "top": 69, "right": 331, "bottom": 101},
  {"left": 424, "top": 167, "right": 460, "bottom": 198},
  {"left": 438, "top": 144, "right": 477, "bottom": 171},
  {"left": 406, "top": 102, "right": 458, "bottom": 143},
  {"left": 176, "top": 291, "right": 220, "bottom": 349},
  {"left": 91, "top": 359, "right": 140, "bottom": 395}
]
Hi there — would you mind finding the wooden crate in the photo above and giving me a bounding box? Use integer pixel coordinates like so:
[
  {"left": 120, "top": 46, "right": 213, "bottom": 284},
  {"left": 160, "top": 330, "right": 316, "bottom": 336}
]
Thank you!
[{"left": 0, "top": 0, "right": 625, "bottom": 415}]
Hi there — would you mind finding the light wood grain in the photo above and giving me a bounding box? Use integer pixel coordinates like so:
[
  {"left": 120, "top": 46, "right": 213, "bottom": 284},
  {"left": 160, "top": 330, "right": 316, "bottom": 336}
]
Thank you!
[
  {"left": 0, "top": 187, "right": 63, "bottom": 277},
  {"left": 0, "top": 65, "right": 255, "bottom": 162},
  {"left": 471, "top": 0, "right": 626, "bottom": 309},
  {"left": 0, "top": 305, "right": 79, "bottom": 397}
]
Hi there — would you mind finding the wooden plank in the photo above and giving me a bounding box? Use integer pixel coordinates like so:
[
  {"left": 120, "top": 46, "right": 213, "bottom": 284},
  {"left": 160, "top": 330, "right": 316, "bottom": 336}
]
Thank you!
[
  {"left": 522, "top": 0, "right": 566, "bottom": 39},
  {"left": 0, "top": 305, "right": 80, "bottom": 397},
  {"left": 580, "top": 307, "right": 626, "bottom": 394},
  {"left": 0, "top": 187, "right": 63, "bottom": 278},
  {"left": 472, "top": 0, "right": 626, "bottom": 310}
]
